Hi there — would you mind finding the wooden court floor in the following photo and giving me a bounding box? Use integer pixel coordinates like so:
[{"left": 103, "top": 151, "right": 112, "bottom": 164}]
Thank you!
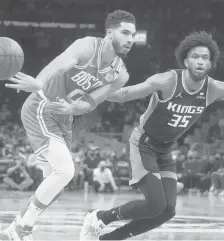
[{"left": 0, "top": 189, "right": 224, "bottom": 240}]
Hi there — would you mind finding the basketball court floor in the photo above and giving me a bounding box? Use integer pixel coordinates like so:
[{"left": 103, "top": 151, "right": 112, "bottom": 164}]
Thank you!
[{"left": 0, "top": 189, "right": 223, "bottom": 240}]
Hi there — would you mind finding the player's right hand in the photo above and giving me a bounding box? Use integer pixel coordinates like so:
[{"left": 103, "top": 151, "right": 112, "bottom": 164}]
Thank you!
[
  {"left": 45, "top": 98, "right": 73, "bottom": 115},
  {"left": 5, "top": 72, "right": 43, "bottom": 92}
]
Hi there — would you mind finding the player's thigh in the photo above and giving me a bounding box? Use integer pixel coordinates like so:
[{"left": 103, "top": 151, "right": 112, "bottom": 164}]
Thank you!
[
  {"left": 135, "top": 172, "right": 166, "bottom": 204},
  {"left": 128, "top": 127, "right": 161, "bottom": 185},
  {"left": 21, "top": 99, "right": 74, "bottom": 174},
  {"left": 42, "top": 126, "right": 73, "bottom": 176},
  {"left": 21, "top": 99, "right": 66, "bottom": 159},
  {"left": 158, "top": 153, "right": 177, "bottom": 209},
  {"left": 41, "top": 138, "right": 74, "bottom": 173},
  {"left": 36, "top": 158, "right": 52, "bottom": 178}
]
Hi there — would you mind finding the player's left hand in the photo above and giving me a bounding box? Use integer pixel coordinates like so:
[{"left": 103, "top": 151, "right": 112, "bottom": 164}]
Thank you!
[
  {"left": 45, "top": 98, "right": 73, "bottom": 115},
  {"left": 5, "top": 72, "right": 42, "bottom": 92}
]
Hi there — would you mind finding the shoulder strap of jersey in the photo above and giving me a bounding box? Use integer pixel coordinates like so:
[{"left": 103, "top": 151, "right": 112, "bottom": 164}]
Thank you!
[
  {"left": 90, "top": 37, "right": 103, "bottom": 68},
  {"left": 203, "top": 75, "right": 209, "bottom": 90},
  {"left": 96, "top": 38, "right": 104, "bottom": 69},
  {"left": 113, "top": 58, "right": 124, "bottom": 79},
  {"left": 170, "top": 69, "right": 183, "bottom": 95},
  {"left": 171, "top": 69, "right": 182, "bottom": 79}
]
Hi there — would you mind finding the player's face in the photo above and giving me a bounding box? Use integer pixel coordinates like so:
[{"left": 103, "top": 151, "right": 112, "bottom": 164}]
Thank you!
[
  {"left": 111, "top": 22, "right": 136, "bottom": 58},
  {"left": 184, "top": 46, "right": 211, "bottom": 81}
]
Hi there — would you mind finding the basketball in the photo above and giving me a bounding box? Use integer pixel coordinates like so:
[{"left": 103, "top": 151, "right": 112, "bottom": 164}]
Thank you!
[{"left": 0, "top": 37, "right": 24, "bottom": 81}]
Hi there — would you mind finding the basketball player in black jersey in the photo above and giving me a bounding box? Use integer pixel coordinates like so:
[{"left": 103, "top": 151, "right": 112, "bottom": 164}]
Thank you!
[{"left": 80, "top": 31, "right": 224, "bottom": 240}]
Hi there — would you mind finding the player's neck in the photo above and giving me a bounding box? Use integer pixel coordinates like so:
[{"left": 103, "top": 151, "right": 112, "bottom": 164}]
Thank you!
[
  {"left": 100, "top": 38, "right": 117, "bottom": 68},
  {"left": 183, "top": 69, "right": 206, "bottom": 92}
]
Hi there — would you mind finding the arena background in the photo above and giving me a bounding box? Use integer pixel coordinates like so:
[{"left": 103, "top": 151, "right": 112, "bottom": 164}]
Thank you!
[{"left": 0, "top": 1, "right": 224, "bottom": 240}]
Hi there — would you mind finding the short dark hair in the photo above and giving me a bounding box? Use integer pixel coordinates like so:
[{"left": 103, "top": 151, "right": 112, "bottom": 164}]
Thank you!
[
  {"left": 175, "top": 31, "right": 220, "bottom": 70},
  {"left": 105, "top": 10, "right": 136, "bottom": 30}
]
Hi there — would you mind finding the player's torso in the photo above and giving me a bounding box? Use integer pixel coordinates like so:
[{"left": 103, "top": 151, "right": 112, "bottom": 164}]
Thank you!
[
  {"left": 40, "top": 37, "right": 122, "bottom": 102},
  {"left": 139, "top": 69, "right": 208, "bottom": 143},
  {"left": 25, "top": 37, "right": 123, "bottom": 124}
]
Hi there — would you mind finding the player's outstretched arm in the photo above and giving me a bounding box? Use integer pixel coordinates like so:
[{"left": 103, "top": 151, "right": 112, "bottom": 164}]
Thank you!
[
  {"left": 107, "top": 71, "right": 172, "bottom": 102},
  {"left": 5, "top": 37, "right": 94, "bottom": 92},
  {"left": 36, "top": 37, "right": 94, "bottom": 88}
]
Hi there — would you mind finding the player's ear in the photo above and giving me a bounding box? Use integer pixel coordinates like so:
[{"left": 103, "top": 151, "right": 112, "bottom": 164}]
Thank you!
[
  {"left": 184, "top": 58, "right": 189, "bottom": 68},
  {"left": 208, "top": 61, "right": 211, "bottom": 70},
  {"left": 106, "top": 29, "right": 113, "bottom": 39}
]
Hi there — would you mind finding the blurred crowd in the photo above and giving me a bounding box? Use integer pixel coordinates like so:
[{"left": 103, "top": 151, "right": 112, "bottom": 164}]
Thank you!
[
  {"left": 174, "top": 144, "right": 224, "bottom": 197},
  {"left": 0, "top": 0, "right": 224, "bottom": 196},
  {"left": 0, "top": 131, "right": 130, "bottom": 193},
  {"left": 0, "top": 104, "right": 224, "bottom": 197},
  {"left": 2, "top": 0, "right": 224, "bottom": 82}
]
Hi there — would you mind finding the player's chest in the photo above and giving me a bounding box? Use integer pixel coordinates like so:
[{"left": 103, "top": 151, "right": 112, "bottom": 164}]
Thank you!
[
  {"left": 67, "top": 66, "right": 117, "bottom": 92},
  {"left": 164, "top": 91, "right": 206, "bottom": 115}
]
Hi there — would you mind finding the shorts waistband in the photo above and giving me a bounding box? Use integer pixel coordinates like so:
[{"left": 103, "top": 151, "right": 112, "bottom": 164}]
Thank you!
[{"left": 37, "top": 90, "right": 50, "bottom": 102}]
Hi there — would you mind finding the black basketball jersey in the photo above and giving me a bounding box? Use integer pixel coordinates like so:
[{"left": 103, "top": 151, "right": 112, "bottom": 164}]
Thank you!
[{"left": 138, "top": 69, "right": 209, "bottom": 143}]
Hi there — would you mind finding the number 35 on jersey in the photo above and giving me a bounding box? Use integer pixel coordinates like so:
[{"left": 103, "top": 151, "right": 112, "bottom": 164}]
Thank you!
[
  {"left": 167, "top": 102, "right": 205, "bottom": 128},
  {"left": 168, "top": 114, "right": 192, "bottom": 128}
]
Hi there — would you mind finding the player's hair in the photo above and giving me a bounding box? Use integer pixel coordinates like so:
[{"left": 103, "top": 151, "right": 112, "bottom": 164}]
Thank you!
[
  {"left": 105, "top": 10, "right": 136, "bottom": 30},
  {"left": 175, "top": 31, "right": 220, "bottom": 70}
]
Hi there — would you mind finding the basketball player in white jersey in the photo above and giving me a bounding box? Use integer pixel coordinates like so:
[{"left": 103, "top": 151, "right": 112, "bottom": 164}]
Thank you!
[
  {"left": 0, "top": 10, "right": 136, "bottom": 240},
  {"left": 80, "top": 31, "right": 224, "bottom": 240}
]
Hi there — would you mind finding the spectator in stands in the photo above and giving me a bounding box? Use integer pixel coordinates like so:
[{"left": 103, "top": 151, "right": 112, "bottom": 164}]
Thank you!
[
  {"left": 3, "top": 158, "right": 33, "bottom": 191},
  {"left": 84, "top": 144, "right": 100, "bottom": 169},
  {"left": 118, "top": 147, "right": 129, "bottom": 163},
  {"left": 178, "top": 150, "right": 199, "bottom": 190},
  {"left": 2, "top": 144, "right": 14, "bottom": 158},
  {"left": 0, "top": 104, "right": 12, "bottom": 122},
  {"left": 210, "top": 153, "right": 224, "bottom": 196},
  {"left": 83, "top": 144, "right": 101, "bottom": 186},
  {"left": 114, "top": 148, "right": 130, "bottom": 187},
  {"left": 218, "top": 117, "right": 224, "bottom": 136},
  {"left": 93, "top": 161, "right": 118, "bottom": 193},
  {"left": 172, "top": 150, "right": 185, "bottom": 193},
  {"left": 100, "top": 144, "right": 116, "bottom": 162},
  {"left": 194, "top": 155, "right": 212, "bottom": 194},
  {"left": 0, "top": 159, "right": 14, "bottom": 186},
  {"left": 67, "top": 151, "right": 85, "bottom": 190},
  {"left": 173, "top": 150, "right": 185, "bottom": 174},
  {"left": 100, "top": 144, "right": 117, "bottom": 173},
  {"left": 208, "top": 123, "right": 221, "bottom": 143}
]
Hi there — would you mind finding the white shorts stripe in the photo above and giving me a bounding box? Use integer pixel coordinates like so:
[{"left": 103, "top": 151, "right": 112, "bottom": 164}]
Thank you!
[
  {"left": 36, "top": 100, "right": 65, "bottom": 144},
  {"left": 36, "top": 156, "right": 48, "bottom": 163},
  {"left": 34, "top": 144, "right": 48, "bottom": 155},
  {"left": 36, "top": 155, "right": 47, "bottom": 161},
  {"left": 34, "top": 144, "right": 48, "bottom": 154}
]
